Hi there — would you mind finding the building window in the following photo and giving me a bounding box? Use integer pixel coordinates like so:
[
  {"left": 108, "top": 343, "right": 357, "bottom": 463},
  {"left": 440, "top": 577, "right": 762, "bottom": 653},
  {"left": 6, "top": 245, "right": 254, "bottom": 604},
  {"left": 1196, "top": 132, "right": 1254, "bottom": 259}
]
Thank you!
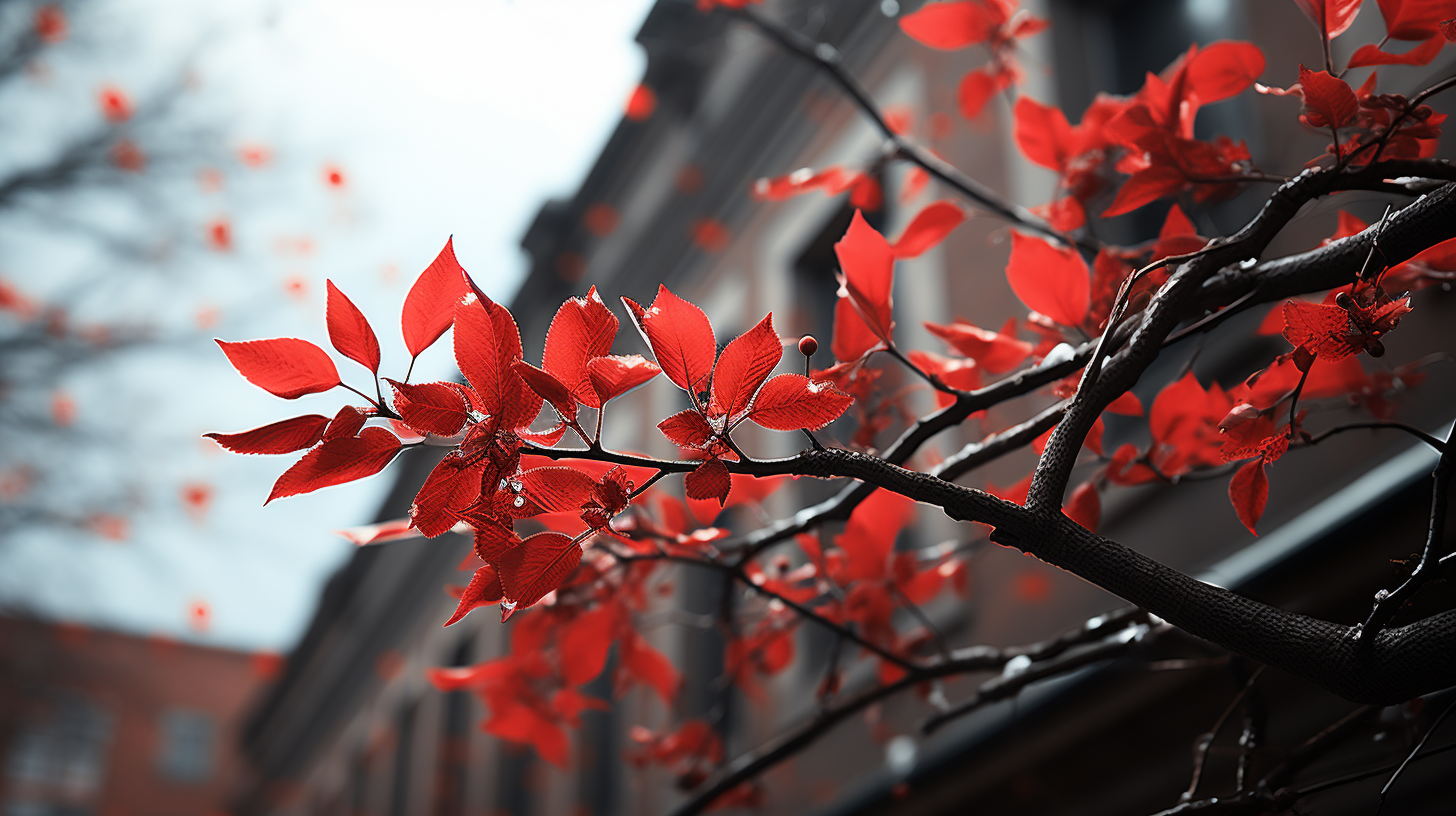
[
  {"left": 155, "top": 709, "right": 215, "bottom": 783},
  {"left": 3, "top": 695, "right": 113, "bottom": 816}
]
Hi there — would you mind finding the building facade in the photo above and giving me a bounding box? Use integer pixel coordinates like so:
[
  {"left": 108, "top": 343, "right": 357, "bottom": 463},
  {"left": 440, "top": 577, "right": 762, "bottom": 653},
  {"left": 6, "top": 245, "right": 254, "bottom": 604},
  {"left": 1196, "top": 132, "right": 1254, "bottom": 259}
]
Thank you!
[{"left": 0, "top": 616, "right": 272, "bottom": 816}]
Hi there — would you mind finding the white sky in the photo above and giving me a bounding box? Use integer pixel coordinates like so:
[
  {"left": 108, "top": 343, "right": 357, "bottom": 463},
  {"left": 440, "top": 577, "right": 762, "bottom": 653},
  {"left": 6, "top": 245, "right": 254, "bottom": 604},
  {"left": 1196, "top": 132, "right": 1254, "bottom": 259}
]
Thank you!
[{"left": 0, "top": 0, "right": 655, "bottom": 652}]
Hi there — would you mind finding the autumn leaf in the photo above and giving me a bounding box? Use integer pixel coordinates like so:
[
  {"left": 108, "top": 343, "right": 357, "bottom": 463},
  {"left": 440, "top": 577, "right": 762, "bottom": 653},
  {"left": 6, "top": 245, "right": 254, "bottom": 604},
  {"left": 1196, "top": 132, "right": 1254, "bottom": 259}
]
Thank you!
[
  {"left": 205, "top": 415, "right": 330, "bottom": 455},
  {"left": 323, "top": 281, "right": 381, "bottom": 374},
  {"left": 924, "top": 317, "right": 1032, "bottom": 374},
  {"left": 444, "top": 566, "right": 504, "bottom": 627},
  {"left": 659, "top": 408, "right": 717, "bottom": 450},
  {"left": 899, "top": 1, "right": 1003, "bottom": 50},
  {"left": 517, "top": 467, "right": 598, "bottom": 515},
  {"left": 217, "top": 338, "right": 341, "bottom": 399},
  {"left": 1014, "top": 97, "right": 1074, "bottom": 171},
  {"left": 267, "top": 427, "right": 401, "bottom": 503},
  {"left": 1298, "top": 65, "right": 1359, "bottom": 129},
  {"left": 586, "top": 355, "right": 661, "bottom": 404},
  {"left": 830, "top": 295, "right": 882, "bottom": 363},
  {"left": 685, "top": 458, "right": 732, "bottom": 506},
  {"left": 454, "top": 295, "right": 501, "bottom": 415},
  {"left": 402, "top": 237, "right": 469, "bottom": 358},
  {"left": 1348, "top": 35, "right": 1445, "bottom": 67},
  {"left": 834, "top": 210, "right": 896, "bottom": 344},
  {"left": 559, "top": 604, "right": 620, "bottom": 685},
  {"left": 891, "top": 201, "right": 966, "bottom": 259},
  {"left": 1229, "top": 459, "right": 1269, "bottom": 534},
  {"left": 495, "top": 532, "right": 584, "bottom": 620},
  {"left": 1005, "top": 232, "right": 1091, "bottom": 327},
  {"left": 1184, "top": 41, "right": 1266, "bottom": 104},
  {"left": 386, "top": 380, "right": 469, "bottom": 437},
  {"left": 543, "top": 287, "right": 619, "bottom": 408},
  {"left": 709, "top": 313, "right": 783, "bottom": 420},
  {"left": 623, "top": 285, "right": 717, "bottom": 400},
  {"left": 620, "top": 631, "right": 681, "bottom": 705},
  {"left": 1292, "top": 0, "right": 1365, "bottom": 40},
  {"left": 747, "top": 374, "right": 853, "bottom": 431}
]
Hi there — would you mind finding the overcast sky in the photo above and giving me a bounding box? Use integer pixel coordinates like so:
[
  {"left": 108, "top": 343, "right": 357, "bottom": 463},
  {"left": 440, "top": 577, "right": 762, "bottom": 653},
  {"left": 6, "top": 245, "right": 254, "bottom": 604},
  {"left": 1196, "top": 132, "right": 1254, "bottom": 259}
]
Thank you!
[{"left": 0, "top": 0, "right": 655, "bottom": 653}]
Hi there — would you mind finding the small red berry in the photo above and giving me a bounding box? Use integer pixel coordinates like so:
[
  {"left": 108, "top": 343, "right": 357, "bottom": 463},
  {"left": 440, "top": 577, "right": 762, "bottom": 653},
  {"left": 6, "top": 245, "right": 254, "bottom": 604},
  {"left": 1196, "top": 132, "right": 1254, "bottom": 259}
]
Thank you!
[{"left": 798, "top": 335, "right": 818, "bottom": 357}]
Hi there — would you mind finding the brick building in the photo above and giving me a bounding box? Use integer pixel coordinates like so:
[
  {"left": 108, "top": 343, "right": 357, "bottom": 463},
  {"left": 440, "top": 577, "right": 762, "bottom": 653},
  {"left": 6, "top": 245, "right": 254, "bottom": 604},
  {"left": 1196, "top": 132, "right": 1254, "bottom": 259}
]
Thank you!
[{"left": 0, "top": 616, "right": 275, "bottom": 816}]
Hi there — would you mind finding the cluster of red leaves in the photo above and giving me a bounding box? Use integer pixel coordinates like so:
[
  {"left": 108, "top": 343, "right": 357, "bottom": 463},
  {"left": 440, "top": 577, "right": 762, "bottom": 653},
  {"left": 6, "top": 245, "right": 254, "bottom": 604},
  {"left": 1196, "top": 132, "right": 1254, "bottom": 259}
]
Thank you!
[
  {"left": 1259, "top": 65, "right": 1446, "bottom": 166},
  {"left": 429, "top": 588, "right": 679, "bottom": 767},
  {"left": 1012, "top": 41, "right": 1263, "bottom": 228},
  {"left": 898, "top": 0, "right": 1049, "bottom": 119},
  {"left": 210, "top": 236, "right": 864, "bottom": 762},
  {"left": 1293, "top": 0, "right": 1454, "bottom": 68},
  {"left": 794, "top": 489, "right": 968, "bottom": 684},
  {"left": 633, "top": 286, "right": 853, "bottom": 505}
]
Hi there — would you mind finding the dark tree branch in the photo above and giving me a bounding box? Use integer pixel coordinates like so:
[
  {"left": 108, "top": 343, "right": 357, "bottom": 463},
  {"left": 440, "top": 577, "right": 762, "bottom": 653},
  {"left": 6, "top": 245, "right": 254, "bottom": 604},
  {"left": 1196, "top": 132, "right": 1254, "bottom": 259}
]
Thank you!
[{"left": 729, "top": 5, "right": 1089, "bottom": 250}]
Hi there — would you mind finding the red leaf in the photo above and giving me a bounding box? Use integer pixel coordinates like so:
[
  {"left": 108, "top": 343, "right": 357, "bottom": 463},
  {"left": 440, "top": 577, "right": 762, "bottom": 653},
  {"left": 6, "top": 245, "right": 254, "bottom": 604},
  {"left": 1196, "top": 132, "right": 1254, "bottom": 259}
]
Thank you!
[
  {"left": 586, "top": 354, "right": 661, "bottom": 404},
  {"left": 924, "top": 318, "right": 1033, "bottom": 374},
  {"left": 323, "top": 405, "right": 369, "bottom": 443},
  {"left": 266, "top": 427, "right": 400, "bottom": 503},
  {"left": 517, "top": 466, "right": 597, "bottom": 514},
  {"left": 205, "top": 414, "right": 330, "bottom": 454},
  {"left": 495, "top": 532, "right": 583, "bottom": 618},
  {"left": 543, "top": 287, "right": 619, "bottom": 408},
  {"left": 1282, "top": 299, "right": 1360, "bottom": 359},
  {"left": 709, "top": 313, "right": 782, "bottom": 419},
  {"left": 402, "top": 237, "right": 469, "bottom": 358},
  {"left": 836, "top": 489, "right": 914, "bottom": 582},
  {"left": 831, "top": 295, "right": 882, "bottom": 363},
  {"left": 899, "top": 0, "right": 1001, "bottom": 50},
  {"left": 658, "top": 409, "right": 716, "bottom": 450},
  {"left": 1298, "top": 65, "right": 1359, "bottom": 128},
  {"left": 621, "top": 631, "right": 681, "bottom": 705},
  {"left": 1378, "top": 0, "right": 1453, "bottom": 39},
  {"left": 513, "top": 361, "right": 577, "bottom": 423},
  {"left": 748, "top": 374, "right": 853, "bottom": 431},
  {"left": 325, "top": 281, "right": 381, "bottom": 374},
  {"left": 1348, "top": 35, "right": 1445, "bottom": 66},
  {"left": 217, "top": 338, "right": 341, "bottom": 399},
  {"left": 957, "top": 66, "right": 1003, "bottom": 119},
  {"left": 685, "top": 458, "right": 731, "bottom": 506},
  {"left": 453, "top": 295, "right": 501, "bottom": 414},
  {"left": 1228, "top": 459, "right": 1269, "bottom": 535},
  {"left": 444, "top": 566, "right": 503, "bottom": 626},
  {"left": 1294, "top": 0, "right": 1366, "bottom": 39},
  {"left": 1185, "top": 41, "right": 1266, "bottom": 104},
  {"left": 834, "top": 210, "right": 896, "bottom": 344},
  {"left": 623, "top": 285, "right": 717, "bottom": 399},
  {"left": 1005, "top": 232, "right": 1091, "bottom": 327},
  {"left": 559, "top": 604, "right": 619, "bottom": 685},
  {"left": 1102, "top": 166, "right": 1187, "bottom": 217},
  {"left": 1013, "top": 97, "right": 1073, "bottom": 171},
  {"left": 754, "top": 166, "right": 851, "bottom": 201},
  {"left": 387, "top": 380, "right": 469, "bottom": 437},
  {"left": 907, "top": 350, "right": 981, "bottom": 408},
  {"left": 891, "top": 201, "right": 966, "bottom": 259},
  {"left": 411, "top": 454, "right": 486, "bottom": 537},
  {"left": 1153, "top": 204, "right": 1207, "bottom": 260},
  {"left": 1063, "top": 481, "right": 1100, "bottom": 532}
]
